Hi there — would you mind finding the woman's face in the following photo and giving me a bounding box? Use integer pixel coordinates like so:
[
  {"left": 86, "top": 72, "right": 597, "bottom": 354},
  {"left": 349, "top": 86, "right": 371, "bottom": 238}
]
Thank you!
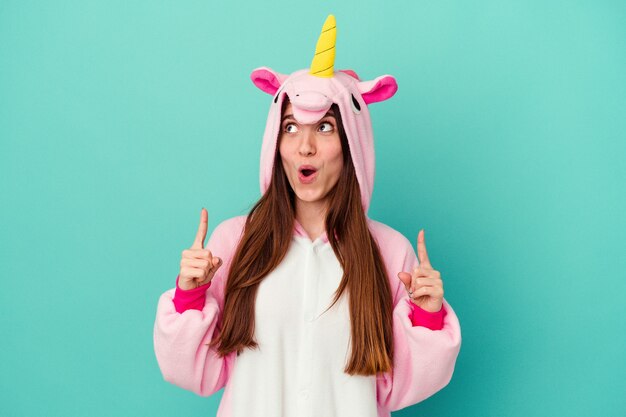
[{"left": 279, "top": 102, "right": 344, "bottom": 211}]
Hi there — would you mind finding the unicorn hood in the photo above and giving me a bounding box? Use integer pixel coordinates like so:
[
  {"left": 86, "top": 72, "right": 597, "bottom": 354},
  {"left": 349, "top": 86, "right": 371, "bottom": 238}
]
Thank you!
[{"left": 251, "top": 15, "right": 398, "bottom": 214}]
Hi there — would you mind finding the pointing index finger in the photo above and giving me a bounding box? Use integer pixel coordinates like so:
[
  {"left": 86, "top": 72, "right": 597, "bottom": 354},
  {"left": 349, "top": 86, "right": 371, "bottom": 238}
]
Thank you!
[
  {"left": 192, "top": 208, "right": 208, "bottom": 249},
  {"left": 417, "top": 229, "right": 432, "bottom": 268}
]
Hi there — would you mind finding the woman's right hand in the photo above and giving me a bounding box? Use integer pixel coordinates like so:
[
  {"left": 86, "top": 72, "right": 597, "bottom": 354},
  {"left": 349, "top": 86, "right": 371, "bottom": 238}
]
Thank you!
[{"left": 178, "top": 208, "right": 223, "bottom": 291}]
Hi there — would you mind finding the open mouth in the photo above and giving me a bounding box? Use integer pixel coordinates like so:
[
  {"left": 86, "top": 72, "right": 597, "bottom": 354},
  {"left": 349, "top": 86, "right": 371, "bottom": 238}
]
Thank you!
[
  {"left": 299, "top": 166, "right": 318, "bottom": 177},
  {"left": 298, "top": 166, "right": 318, "bottom": 183}
]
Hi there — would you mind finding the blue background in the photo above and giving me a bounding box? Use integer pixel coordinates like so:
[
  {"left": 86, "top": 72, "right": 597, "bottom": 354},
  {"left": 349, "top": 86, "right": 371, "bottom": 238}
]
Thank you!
[{"left": 1, "top": 1, "right": 624, "bottom": 416}]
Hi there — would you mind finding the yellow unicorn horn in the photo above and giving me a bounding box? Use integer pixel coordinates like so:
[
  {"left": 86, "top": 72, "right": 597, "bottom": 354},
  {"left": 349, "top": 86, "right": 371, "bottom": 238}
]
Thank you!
[{"left": 310, "top": 15, "right": 336, "bottom": 78}]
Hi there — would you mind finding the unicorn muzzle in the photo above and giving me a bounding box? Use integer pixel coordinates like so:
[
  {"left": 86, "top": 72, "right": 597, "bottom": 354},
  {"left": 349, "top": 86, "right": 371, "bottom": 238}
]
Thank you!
[
  {"left": 291, "top": 91, "right": 333, "bottom": 111},
  {"left": 289, "top": 91, "right": 334, "bottom": 124}
]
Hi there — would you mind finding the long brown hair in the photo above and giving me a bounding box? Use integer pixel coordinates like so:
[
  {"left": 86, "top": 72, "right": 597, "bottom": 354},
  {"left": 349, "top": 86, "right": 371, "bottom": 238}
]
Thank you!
[{"left": 210, "top": 96, "right": 394, "bottom": 376}]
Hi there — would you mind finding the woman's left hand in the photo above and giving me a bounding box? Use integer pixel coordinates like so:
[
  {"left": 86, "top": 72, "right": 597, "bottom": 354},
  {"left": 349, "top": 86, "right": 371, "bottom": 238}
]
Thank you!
[{"left": 397, "top": 229, "right": 444, "bottom": 313}]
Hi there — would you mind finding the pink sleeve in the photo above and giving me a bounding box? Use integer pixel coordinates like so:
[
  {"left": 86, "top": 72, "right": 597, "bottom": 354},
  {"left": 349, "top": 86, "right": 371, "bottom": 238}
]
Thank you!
[
  {"left": 407, "top": 300, "right": 447, "bottom": 330},
  {"left": 153, "top": 216, "right": 245, "bottom": 397},
  {"left": 173, "top": 274, "right": 211, "bottom": 313},
  {"left": 375, "top": 231, "right": 461, "bottom": 413}
]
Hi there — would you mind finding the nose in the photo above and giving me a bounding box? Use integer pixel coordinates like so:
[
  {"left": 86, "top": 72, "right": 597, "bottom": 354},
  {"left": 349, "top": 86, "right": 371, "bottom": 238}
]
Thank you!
[{"left": 298, "top": 128, "right": 316, "bottom": 156}]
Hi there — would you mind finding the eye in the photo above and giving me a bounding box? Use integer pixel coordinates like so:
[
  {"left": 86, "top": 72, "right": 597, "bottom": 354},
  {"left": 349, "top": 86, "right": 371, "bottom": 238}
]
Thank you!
[
  {"left": 284, "top": 123, "right": 299, "bottom": 133},
  {"left": 318, "top": 122, "right": 334, "bottom": 133}
]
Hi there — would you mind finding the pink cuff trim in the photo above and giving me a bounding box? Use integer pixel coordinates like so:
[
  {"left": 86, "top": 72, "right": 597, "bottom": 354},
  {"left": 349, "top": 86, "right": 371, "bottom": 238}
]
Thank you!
[
  {"left": 406, "top": 299, "right": 447, "bottom": 330},
  {"left": 173, "top": 274, "right": 211, "bottom": 313}
]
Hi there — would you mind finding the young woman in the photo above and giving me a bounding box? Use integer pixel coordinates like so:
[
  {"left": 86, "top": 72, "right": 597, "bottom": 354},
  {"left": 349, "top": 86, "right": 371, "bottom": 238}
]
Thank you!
[{"left": 153, "top": 15, "right": 461, "bottom": 417}]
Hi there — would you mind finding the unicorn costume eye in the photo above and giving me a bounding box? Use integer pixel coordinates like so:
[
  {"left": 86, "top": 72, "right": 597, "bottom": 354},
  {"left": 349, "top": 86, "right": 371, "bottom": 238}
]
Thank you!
[{"left": 351, "top": 94, "right": 361, "bottom": 114}]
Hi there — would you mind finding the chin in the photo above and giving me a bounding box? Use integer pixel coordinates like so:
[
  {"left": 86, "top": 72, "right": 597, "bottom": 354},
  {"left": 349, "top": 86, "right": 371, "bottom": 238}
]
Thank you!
[{"left": 294, "top": 189, "right": 328, "bottom": 204}]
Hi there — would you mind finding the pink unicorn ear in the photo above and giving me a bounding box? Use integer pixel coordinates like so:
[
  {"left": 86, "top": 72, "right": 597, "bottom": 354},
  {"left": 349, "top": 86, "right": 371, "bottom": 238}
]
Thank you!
[
  {"left": 358, "top": 75, "right": 398, "bottom": 104},
  {"left": 250, "top": 67, "right": 288, "bottom": 95}
]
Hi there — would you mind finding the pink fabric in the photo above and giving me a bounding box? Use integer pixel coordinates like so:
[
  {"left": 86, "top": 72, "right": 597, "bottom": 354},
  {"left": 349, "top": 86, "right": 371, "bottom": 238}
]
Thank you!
[
  {"left": 154, "top": 215, "right": 461, "bottom": 415},
  {"left": 407, "top": 300, "right": 446, "bottom": 330},
  {"left": 338, "top": 69, "right": 360, "bottom": 80},
  {"left": 358, "top": 75, "right": 399, "bottom": 104},
  {"left": 250, "top": 68, "right": 285, "bottom": 95},
  {"left": 173, "top": 275, "right": 212, "bottom": 313}
]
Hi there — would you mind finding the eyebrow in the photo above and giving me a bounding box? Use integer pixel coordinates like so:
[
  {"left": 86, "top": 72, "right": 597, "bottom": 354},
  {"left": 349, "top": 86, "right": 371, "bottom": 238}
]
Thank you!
[{"left": 282, "top": 109, "right": 336, "bottom": 121}]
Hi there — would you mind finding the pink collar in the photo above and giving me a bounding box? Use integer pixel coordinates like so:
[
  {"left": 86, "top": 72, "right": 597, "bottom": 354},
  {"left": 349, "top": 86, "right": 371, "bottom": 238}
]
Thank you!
[{"left": 293, "top": 219, "right": 329, "bottom": 243}]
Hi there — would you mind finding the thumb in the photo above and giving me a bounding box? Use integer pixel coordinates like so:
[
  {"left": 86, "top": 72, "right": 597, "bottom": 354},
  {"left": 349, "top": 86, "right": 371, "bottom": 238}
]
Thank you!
[
  {"left": 210, "top": 257, "right": 223, "bottom": 274},
  {"left": 397, "top": 271, "right": 412, "bottom": 290},
  {"left": 203, "top": 257, "right": 223, "bottom": 285}
]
